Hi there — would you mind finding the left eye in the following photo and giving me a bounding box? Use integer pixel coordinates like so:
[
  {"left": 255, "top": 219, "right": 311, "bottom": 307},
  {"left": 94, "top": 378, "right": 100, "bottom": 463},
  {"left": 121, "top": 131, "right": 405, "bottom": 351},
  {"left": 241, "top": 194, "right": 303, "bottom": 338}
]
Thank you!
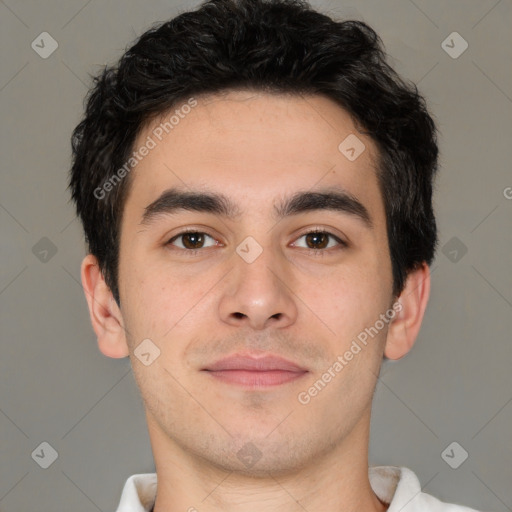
[{"left": 292, "top": 231, "right": 345, "bottom": 250}]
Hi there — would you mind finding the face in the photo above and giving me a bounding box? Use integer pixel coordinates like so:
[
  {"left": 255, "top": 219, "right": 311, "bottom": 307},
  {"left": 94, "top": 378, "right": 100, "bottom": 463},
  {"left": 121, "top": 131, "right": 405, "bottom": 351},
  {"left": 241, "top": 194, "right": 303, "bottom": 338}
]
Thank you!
[{"left": 117, "top": 90, "right": 395, "bottom": 476}]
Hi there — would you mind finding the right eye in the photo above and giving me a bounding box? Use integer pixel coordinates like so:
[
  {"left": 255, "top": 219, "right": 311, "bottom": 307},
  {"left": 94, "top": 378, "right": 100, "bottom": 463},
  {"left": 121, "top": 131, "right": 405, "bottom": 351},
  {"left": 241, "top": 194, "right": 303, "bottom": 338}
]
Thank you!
[{"left": 166, "top": 231, "right": 219, "bottom": 252}]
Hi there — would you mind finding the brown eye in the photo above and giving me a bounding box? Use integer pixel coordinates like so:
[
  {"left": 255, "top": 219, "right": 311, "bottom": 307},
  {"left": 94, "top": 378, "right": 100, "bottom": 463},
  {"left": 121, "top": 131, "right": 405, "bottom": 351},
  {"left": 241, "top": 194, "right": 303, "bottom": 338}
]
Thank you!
[
  {"left": 167, "top": 231, "right": 217, "bottom": 250},
  {"left": 305, "top": 232, "right": 329, "bottom": 249},
  {"left": 181, "top": 232, "right": 205, "bottom": 249},
  {"left": 292, "top": 230, "right": 347, "bottom": 253}
]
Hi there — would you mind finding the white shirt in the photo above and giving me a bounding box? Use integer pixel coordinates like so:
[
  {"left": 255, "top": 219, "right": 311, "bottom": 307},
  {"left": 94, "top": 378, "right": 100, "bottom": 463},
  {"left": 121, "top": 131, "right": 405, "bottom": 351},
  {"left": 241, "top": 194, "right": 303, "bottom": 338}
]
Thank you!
[{"left": 114, "top": 466, "right": 481, "bottom": 511}]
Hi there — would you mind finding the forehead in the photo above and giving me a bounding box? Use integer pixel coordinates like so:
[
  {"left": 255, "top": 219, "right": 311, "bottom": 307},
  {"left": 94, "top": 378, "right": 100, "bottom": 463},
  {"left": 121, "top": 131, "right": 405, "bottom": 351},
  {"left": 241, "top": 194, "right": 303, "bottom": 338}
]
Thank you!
[{"left": 123, "top": 90, "right": 384, "bottom": 228}]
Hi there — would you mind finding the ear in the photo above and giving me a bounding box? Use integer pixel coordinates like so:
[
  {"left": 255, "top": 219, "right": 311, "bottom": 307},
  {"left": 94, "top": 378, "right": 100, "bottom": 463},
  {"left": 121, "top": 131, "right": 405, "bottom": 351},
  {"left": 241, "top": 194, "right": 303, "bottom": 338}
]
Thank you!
[
  {"left": 384, "top": 262, "right": 431, "bottom": 360},
  {"left": 80, "top": 254, "right": 129, "bottom": 358}
]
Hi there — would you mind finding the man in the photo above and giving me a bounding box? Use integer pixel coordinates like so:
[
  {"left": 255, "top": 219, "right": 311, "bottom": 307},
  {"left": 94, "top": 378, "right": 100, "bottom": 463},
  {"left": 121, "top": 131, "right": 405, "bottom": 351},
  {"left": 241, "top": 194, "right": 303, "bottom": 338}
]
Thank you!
[{"left": 68, "top": 0, "right": 481, "bottom": 510}]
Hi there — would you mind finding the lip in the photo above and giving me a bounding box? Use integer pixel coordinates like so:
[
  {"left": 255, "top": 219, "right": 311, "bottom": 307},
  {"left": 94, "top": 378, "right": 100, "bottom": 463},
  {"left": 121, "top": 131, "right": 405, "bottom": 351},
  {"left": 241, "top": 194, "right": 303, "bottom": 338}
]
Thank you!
[{"left": 202, "top": 353, "right": 308, "bottom": 388}]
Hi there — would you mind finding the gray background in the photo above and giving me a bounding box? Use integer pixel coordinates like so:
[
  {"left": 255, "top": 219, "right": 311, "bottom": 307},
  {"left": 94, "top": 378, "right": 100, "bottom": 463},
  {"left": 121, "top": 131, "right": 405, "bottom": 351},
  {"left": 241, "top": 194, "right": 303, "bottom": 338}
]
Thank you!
[{"left": 1, "top": 0, "right": 511, "bottom": 510}]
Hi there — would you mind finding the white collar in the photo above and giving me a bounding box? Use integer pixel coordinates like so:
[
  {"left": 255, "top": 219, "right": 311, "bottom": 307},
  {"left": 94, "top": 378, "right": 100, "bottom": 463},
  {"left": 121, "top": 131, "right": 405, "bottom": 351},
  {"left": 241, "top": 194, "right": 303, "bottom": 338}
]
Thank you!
[{"left": 115, "top": 465, "right": 480, "bottom": 511}]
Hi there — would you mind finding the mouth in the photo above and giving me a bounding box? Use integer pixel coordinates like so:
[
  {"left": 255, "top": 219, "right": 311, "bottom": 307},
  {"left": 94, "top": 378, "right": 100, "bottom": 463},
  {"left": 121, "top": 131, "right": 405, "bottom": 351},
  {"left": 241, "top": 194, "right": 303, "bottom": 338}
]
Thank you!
[{"left": 201, "top": 353, "right": 309, "bottom": 388}]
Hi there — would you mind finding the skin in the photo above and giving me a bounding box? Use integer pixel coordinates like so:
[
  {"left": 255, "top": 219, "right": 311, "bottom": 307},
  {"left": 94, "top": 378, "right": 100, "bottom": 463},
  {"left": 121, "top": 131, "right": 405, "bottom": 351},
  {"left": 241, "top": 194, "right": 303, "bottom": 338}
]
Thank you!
[{"left": 81, "top": 90, "right": 430, "bottom": 512}]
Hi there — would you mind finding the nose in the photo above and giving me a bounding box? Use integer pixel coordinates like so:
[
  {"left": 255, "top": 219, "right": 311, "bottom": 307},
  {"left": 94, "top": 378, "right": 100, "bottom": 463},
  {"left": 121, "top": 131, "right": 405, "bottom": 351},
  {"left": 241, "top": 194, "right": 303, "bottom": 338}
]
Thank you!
[{"left": 218, "top": 245, "right": 298, "bottom": 331}]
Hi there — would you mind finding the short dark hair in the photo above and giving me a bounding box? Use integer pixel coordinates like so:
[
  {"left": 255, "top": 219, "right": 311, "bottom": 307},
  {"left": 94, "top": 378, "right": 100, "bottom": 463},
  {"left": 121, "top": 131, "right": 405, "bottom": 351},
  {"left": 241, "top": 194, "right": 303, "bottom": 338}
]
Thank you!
[{"left": 69, "top": 0, "right": 439, "bottom": 306}]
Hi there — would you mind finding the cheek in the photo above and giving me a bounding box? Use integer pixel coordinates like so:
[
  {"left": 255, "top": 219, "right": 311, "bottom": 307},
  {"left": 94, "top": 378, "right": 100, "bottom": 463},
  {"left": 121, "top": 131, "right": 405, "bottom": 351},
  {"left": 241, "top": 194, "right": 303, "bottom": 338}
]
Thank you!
[
  {"left": 118, "top": 255, "right": 171, "bottom": 343},
  {"left": 305, "top": 262, "right": 389, "bottom": 340},
  {"left": 120, "top": 255, "right": 219, "bottom": 345}
]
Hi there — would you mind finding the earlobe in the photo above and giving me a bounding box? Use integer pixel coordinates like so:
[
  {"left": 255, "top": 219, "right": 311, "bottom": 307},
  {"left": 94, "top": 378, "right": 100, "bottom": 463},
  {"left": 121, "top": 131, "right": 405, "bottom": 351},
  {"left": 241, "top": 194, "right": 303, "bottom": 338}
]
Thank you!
[
  {"left": 384, "top": 263, "right": 431, "bottom": 360},
  {"left": 80, "top": 254, "right": 130, "bottom": 359}
]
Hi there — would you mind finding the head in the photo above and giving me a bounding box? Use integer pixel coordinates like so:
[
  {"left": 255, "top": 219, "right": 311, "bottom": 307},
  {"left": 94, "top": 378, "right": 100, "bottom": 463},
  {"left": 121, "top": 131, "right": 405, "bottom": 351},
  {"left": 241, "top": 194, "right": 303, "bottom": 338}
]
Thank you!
[{"left": 70, "top": 0, "right": 437, "bottom": 477}]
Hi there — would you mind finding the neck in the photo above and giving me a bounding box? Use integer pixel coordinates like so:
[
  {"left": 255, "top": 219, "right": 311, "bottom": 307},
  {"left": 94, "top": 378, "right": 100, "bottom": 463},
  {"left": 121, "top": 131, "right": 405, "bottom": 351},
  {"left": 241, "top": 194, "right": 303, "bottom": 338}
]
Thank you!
[{"left": 147, "top": 408, "right": 388, "bottom": 512}]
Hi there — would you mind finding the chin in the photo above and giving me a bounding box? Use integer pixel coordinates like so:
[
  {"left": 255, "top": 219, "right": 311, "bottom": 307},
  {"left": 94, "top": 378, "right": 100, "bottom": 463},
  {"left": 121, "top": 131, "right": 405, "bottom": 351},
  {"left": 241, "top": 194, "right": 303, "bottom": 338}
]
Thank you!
[{"left": 193, "top": 431, "right": 320, "bottom": 478}]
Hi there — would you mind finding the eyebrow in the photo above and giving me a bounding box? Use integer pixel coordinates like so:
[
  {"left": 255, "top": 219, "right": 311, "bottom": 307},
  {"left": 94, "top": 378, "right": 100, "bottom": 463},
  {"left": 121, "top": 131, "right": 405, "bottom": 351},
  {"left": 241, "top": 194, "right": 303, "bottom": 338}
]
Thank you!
[{"left": 140, "top": 186, "right": 372, "bottom": 228}]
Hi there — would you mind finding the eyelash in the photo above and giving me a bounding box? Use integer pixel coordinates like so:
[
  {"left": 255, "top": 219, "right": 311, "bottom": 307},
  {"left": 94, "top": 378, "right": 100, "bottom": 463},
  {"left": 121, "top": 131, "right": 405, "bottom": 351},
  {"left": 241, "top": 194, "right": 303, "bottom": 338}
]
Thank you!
[
  {"left": 166, "top": 228, "right": 348, "bottom": 257},
  {"left": 291, "top": 228, "right": 348, "bottom": 255}
]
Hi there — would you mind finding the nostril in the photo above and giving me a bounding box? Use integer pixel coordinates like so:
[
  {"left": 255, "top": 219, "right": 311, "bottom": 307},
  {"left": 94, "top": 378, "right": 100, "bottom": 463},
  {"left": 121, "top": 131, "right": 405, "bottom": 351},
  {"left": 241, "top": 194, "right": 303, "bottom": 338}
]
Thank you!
[{"left": 233, "top": 312, "right": 245, "bottom": 319}]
